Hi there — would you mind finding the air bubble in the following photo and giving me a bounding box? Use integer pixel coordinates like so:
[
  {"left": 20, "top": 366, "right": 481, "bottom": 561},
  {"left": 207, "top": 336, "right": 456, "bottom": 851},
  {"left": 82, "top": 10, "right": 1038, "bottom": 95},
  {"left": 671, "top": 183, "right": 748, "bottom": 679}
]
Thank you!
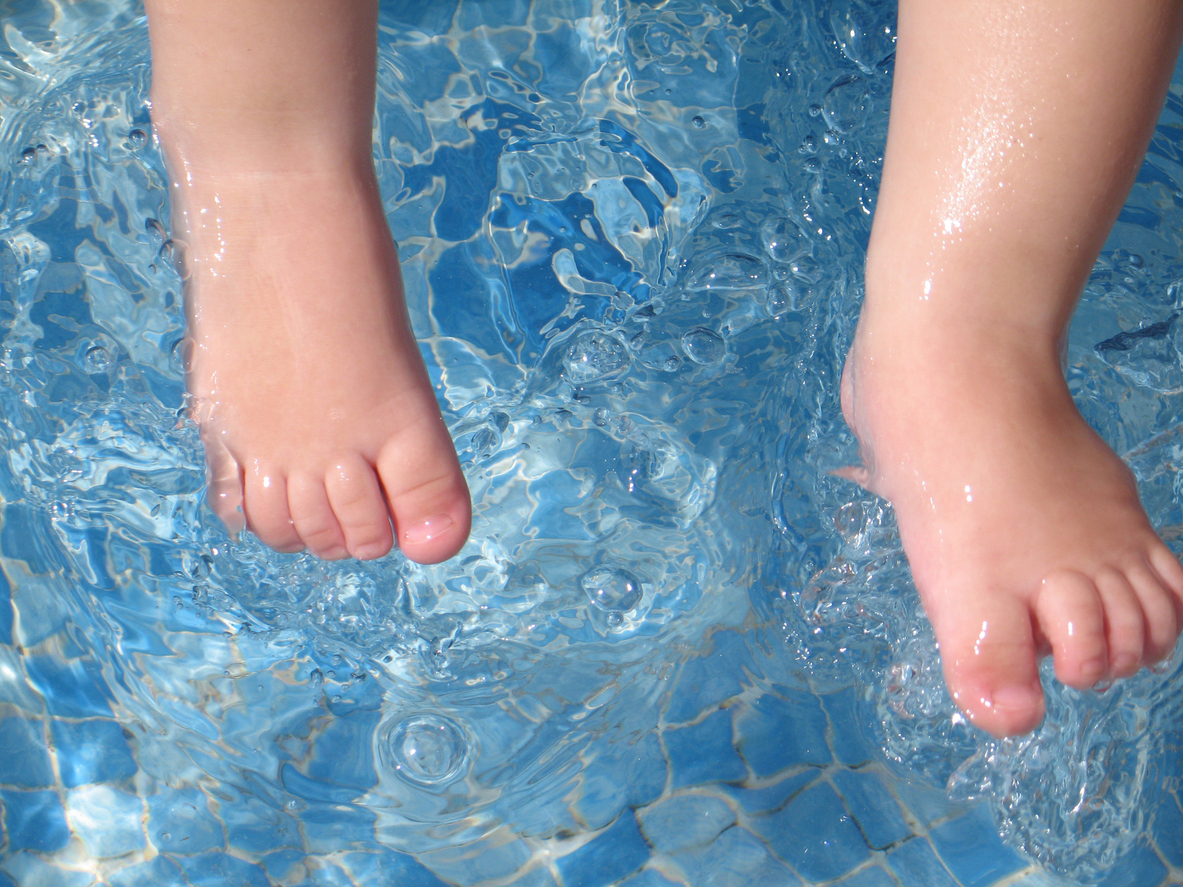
[
  {"left": 691, "top": 116, "right": 706, "bottom": 129},
  {"left": 687, "top": 253, "right": 768, "bottom": 295},
  {"left": 563, "top": 329, "right": 630, "bottom": 383},
  {"left": 761, "top": 219, "right": 807, "bottom": 264},
  {"left": 593, "top": 408, "right": 609, "bottom": 427},
  {"left": 681, "top": 327, "right": 725, "bottom": 364},
  {"left": 82, "top": 345, "right": 112, "bottom": 374},
  {"left": 663, "top": 356, "right": 682, "bottom": 372},
  {"left": 580, "top": 566, "right": 643, "bottom": 613},
  {"left": 385, "top": 714, "right": 469, "bottom": 787},
  {"left": 766, "top": 281, "right": 799, "bottom": 317},
  {"left": 822, "top": 74, "right": 871, "bottom": 133},
  {"left": 19, "top": 148, "right": 35, "bottom": 165},
  {"left": 309, "top": 668, "right": 324, "bottom": 688},
  {"left": 128, "top": 129, "right": 148, "bottom": 148},
  {"left": 829, "top": 0, "right": 897, "bottom": 73}
]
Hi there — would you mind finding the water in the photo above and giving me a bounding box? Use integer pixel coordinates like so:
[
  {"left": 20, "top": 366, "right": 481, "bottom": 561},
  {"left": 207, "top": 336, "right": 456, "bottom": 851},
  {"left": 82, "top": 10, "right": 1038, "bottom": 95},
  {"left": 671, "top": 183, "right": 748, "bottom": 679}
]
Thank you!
[{"left": 0, "top": 0, "right": 1178, "bottom": 885}]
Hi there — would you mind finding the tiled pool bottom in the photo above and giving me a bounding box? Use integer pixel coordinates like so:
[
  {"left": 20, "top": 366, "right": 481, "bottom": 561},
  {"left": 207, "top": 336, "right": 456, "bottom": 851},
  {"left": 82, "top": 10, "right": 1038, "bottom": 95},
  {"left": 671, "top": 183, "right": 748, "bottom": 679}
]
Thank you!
[{"left": 0, "top": 626, "right": 1179, "bottom": 887}]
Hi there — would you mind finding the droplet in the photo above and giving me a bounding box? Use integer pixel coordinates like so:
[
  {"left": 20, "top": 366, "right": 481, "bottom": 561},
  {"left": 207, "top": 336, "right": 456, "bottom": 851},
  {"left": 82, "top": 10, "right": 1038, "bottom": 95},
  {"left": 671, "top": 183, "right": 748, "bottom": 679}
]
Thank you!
[
  {"left": 19, "top": 147, "right": 35, "bottom": 164},
  {"left": 563, "top": 329, "right": 630, "bottom": 383},
  {"left": 691, "top": 115, "right": 706, "bottom": 129},
  {"left": 82, "top": 344, "right": 112, "bottom": 373},
  {"left": 761, "top": 282, "right": 799, "bottom": 316},
  {"left": 594, "top": 408, "right": 609, "bottom": 427},
  {"left": 761, "top": 219, "right": 807, "bottom": 264},
  {"left": 128, "top": 128, "right": 148, "bottom": 148},
  {"left": 1129, "top": 253, "right": 1145, "bottom": 268},
  {"left": 606, "top": 612, "right": 624, "bottom": 628},
  {"left": 682, "top": 327, "right": 725, "bottom": 364},
  {"left": 386, "top": 714, "right": 469, "bottom": 787},
  {"left": 663, "top": 356, "right": 682, "bottom": 372},
  {"left": 309, "top": 668, "right": 324, "bottom": 688},
  {"left": 580, "top": 566, "right": 643, "bottom": 612}
]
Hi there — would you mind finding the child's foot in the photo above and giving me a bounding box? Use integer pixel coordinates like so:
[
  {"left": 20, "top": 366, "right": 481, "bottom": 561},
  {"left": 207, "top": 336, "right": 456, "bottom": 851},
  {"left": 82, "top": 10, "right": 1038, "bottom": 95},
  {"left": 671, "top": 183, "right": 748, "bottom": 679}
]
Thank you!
[
  {"left": 169, "top": 159, "right": 471, "bottom": 564},
  {"left": 842, "top": 315, "right": 1183, "bottom": 737}
]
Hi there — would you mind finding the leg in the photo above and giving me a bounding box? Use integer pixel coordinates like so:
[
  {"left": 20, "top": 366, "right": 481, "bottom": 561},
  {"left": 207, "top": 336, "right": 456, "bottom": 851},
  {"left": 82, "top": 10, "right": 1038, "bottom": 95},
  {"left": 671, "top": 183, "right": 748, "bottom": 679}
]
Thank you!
[
  {"left": 144, "top": 0, "right": 471, "bottom": 564},
  {"left": 843, "top": 0, "right": 1183, "bottom": 735}
]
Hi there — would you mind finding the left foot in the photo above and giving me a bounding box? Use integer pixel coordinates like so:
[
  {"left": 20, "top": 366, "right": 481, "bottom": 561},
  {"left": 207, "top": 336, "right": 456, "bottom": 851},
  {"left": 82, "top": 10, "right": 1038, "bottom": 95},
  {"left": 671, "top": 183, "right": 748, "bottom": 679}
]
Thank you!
[{"left": 842, "top": 313, "right": 1183, "bottom": 737}]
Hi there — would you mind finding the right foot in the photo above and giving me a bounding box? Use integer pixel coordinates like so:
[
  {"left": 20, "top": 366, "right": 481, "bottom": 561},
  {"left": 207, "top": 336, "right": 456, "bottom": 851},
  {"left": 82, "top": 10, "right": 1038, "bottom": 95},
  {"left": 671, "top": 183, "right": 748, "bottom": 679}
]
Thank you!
[
  {"left": 842, "top": 314, "right": 1183, "bottom": 737},
  {"left": 166, "top": 156, "right": 471, "bottom": 564}
]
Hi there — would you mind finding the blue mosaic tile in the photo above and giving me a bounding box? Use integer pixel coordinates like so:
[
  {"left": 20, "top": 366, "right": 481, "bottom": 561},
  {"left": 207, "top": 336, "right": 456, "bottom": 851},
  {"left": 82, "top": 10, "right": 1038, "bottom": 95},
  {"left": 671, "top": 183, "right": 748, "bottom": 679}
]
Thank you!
[
  {"left": 342, "top": 849, "right": 451, "bottom": 887},
  {"left": 888, "top": 775, "right": 966, "bottom": 827},
  {"left": 832, "top": 770, "right": 911, "bottom": 850},
  {"left": 1153, "top": 791, "right": 1183, "bottom": 867},
  {"left": 665, "top": 631, "right": 748, "bottom": 724},
  {"left": 836, "top": 865, "right": 900, "bottom": 887},
  {"left": 665, "top": 708, "right": 746, "bottom": 789},
  {"left": 0, "top": 716, "right": 52, "bottom": 788},
  {"left": 23, "top": 655, "right": 113, "bottom": 718},
  {"left": 1092, "top": 840, "right": 1168, "bottom": 887},
  {"left": 301, "top": 803, "right": 378, "bottom": 854},
  {"left": 2, "top": 851, "right": 92, "bottom": 887},
  {"left": 673, "top": 826, "right": 802, "bottom": 887},
  {"left": 0, "top": 566, "right": 13, "bottom": 647},
  {"left": 821, "top": 688, "right": 875, "bottom": 766},
  {"left": 929, "top": 805, "right": 1026, "bottom": 887},
  {"left": 617, "top": 870, "right": 683, "bottom": 887},
  {"left": 555, "top": 810, "right": 650, "bottom": 887},
  {"left": 0, "top": 871, "right": 16, "bottom": 887},
  {"left": 301, "top": 708, "right": 381, "bottom": 792},
  {"left": 638, "top": 794, "right": 735, "bottom": 853},
  {"left": 574, "top": 732, "right": 666, "bottom": 830},
  {"left": 223, "top": 793, "right": 302, "bottom": 854},
  {"left": 734, "top": 690, "right": 830, "bottom": 778},
  {"left": 147, "top": 787, "right": 225, "bottom": 854},
  {"left": 106, "top": 855, "right": 186, "bottom": 887},
  {"left": 50, "top": 718, "right": 137, "bottom": 787},
  {"left": 887, "top": 838, "right": 961, "bottom": 887},
  {"left": 1, "top": 789, "right": 68, "bottom": 852},
  {"left": 279, "top": 761, "right": 368, "bottom": 805},
  {"left": 179, "top": 851, "right": 270, "bottom": 887},
  {"left": 259, "top": 849, "right": 310, "bottom": 883},
  {"left": 751, "top": 780, "right": 870, "bottom": 882},
  {"left": 719, "top": 769, "right": 817, "bottom": 815},
  {"left": 417, "top": 828, "right": 533, "bottom": 884},
  {"left": 67, "top": 785, "right": 145, "bottom": 858}
]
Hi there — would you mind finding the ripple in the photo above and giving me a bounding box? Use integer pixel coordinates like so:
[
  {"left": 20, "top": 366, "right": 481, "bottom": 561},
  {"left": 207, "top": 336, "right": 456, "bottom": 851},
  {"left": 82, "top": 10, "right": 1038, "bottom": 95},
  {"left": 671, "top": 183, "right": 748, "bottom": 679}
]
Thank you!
[{"left": 382, "top": 714, "right": 470, "bottom": 788}]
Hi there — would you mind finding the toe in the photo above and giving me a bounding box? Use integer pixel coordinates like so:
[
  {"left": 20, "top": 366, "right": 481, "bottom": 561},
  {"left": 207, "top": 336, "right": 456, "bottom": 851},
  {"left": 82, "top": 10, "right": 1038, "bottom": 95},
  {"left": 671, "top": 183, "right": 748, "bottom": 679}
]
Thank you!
[
  {"left": 930, "top": 589, "right": 1044, "bottom": 737},
  {"left": 242, "top": 461, "right": 303, "bottom": 553},
  {"left": 1148, "top": 541, "right": 1183, "bottom": 627},
  {"left": 202, "top": 429, "right": 245, "bottom": 536},
  {"left": 287, "top": 470, "right": 349, "bottom": 560},
  {"left": 377, "top": 416, "right": 472, "bottom": 565},
  {"left": 1093, "top": 568, "right": 1144, "bottom": 679},
  {"left": 1034, "top": 570, "right": 1108, "bottom": 689},
  {"left": 325, "top": 455, "right": 393, "bottom": 560},
  {"left": 1128, "top": 559, "right": 1179, "bottom": 664}
]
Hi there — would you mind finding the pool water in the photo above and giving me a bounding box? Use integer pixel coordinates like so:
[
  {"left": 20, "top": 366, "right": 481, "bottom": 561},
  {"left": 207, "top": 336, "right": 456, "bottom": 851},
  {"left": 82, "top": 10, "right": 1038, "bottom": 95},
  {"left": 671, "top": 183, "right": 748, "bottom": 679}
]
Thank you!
[{"left": 0, "top": 0, "right": 1179, "bottom": 885}]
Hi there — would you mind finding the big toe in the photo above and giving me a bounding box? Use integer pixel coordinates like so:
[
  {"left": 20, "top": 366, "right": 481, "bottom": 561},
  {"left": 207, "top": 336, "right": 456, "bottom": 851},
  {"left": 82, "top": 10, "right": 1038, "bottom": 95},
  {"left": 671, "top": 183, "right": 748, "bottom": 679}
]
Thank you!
[
  {"left": 930, "top": 590, "right": 1045, "bottom": 737},
  {"left": 377, "top": 416, "right": 471, "bottom": 565}
]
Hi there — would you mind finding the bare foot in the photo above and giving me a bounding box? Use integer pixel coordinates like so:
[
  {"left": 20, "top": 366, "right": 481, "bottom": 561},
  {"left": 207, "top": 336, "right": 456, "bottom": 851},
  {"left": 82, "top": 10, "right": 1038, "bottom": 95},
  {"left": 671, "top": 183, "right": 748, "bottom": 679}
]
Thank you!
[
  {"left": 842, "top": 317, "right": 1183, "bottom": 737},
  {"left": 168, "top": 158, "right": 471, "bottom": 564}
]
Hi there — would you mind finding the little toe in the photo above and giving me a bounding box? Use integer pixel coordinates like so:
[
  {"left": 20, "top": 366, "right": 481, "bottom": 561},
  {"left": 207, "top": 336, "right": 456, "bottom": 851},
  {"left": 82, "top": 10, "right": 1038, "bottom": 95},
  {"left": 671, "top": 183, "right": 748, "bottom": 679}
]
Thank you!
[
  {"left": 1094, "top": 568, "right": 1144, "bottom": 679},
  {"left": 243, "top": 462, "right": 303, "bottom": 553},
  {"left": 325, "top": 455, "right": 394, "bottom": 561},
  {"left": 1147, "top": 541, "right": 1183, "bottom": 625},
  {"left": 1034, "top": 570, "right": 1108, "bottom": 689},
  {"left": 287, "top": 470, "right": 349, "bottom": 560},
  {"left": 377, "top": 422, "right": 471, "bottom": 565},
  {"left": 1127, "top": 560, "right": 1179, "bottom": 664},
  {"left": 932, "top": 593, "right": 1044, "bottom": 737}
]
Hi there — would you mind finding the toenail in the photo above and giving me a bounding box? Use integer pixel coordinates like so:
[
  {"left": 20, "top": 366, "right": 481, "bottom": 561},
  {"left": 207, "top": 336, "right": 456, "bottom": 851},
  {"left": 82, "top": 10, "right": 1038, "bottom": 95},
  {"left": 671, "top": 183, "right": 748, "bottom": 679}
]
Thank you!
[
  {"left": 403, "top": 514, "right": 455, "bottom": 546},
  {"left": 322, "top": 546, "right": 349, "bottom": 560},
  {"left": 353, "top": 542, "right": 388, "bottom": 561},
  {"left": 1111, "top": 654, "right": 1137, "bottom": 676},
  {"left": 990, "top": 682, "right": 1043, "bottom": 712},
  {"left": 1079, "top": 657, "right": 1106, "bottom": 680}
]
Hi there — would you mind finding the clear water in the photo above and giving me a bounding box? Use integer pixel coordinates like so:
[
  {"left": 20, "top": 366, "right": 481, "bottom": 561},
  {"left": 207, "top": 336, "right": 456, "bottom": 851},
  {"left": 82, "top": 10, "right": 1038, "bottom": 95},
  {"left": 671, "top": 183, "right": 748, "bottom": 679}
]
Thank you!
[{"left": 0, "top": 1, "right": 1179, "bottom": 886}]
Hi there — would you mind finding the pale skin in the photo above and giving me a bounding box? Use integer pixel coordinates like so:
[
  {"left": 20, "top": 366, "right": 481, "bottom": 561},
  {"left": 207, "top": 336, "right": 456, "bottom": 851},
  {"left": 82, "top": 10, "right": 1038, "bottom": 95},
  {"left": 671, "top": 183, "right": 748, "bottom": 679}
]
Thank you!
[
  {"left": 845, "top": 0, "right": 1183, "bottom": 735},
  {"left": 142, "top": 1, "right": 1183, "bottom": 736},
  {"left": 144, "top": 0, "right": 471, "bottom": 565}
]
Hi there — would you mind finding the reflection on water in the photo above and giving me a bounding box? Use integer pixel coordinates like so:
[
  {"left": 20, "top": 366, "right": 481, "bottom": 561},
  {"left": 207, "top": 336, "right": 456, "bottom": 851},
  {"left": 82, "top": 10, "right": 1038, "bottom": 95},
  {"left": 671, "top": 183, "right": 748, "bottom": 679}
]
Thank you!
[{"left": 0, "top": 0, "right": 1179, "bottom": 884}]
